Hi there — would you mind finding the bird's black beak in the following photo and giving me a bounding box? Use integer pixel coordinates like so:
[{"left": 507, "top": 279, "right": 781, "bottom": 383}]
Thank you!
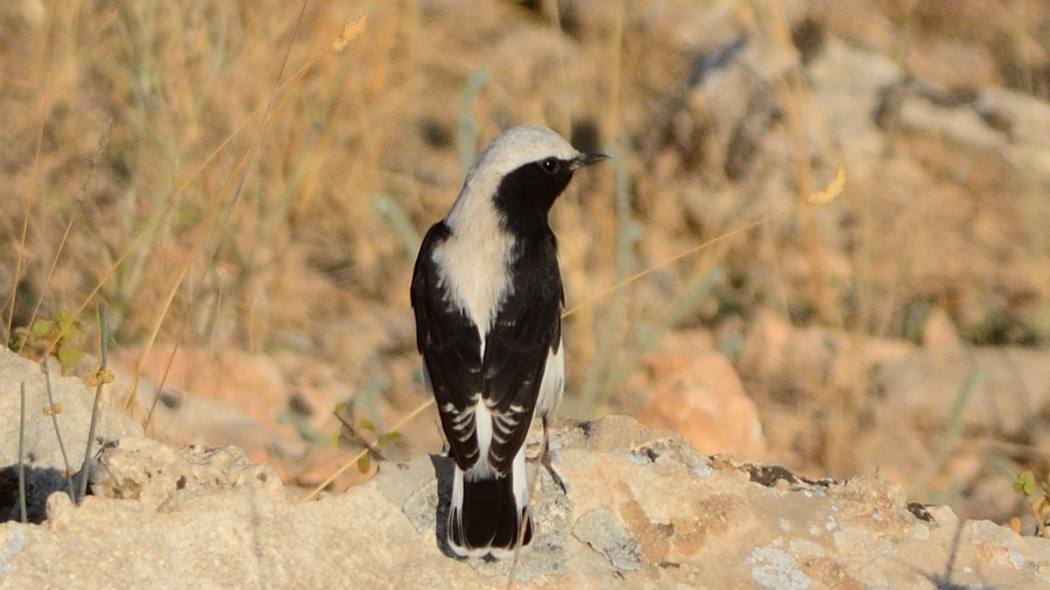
[{"left": 571, "top": 152, "right": 610, "bottom": 170}]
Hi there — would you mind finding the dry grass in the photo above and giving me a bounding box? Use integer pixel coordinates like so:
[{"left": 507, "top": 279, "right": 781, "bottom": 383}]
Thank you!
[{"left": 3, "top": 0, "right": 1050, "bottom": 523}]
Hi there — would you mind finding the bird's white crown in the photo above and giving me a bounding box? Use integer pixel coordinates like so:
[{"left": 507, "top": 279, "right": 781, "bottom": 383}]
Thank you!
[{"left": 467, "top": 124, "right": 580, "bottom": 181}]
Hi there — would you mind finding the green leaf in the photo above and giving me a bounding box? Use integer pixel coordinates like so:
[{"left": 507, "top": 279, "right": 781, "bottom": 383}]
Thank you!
[
  {"left": 30, "top": 319, "right": 54, "bottom": 340},
  {"left": 356, "top": 452, "right": 371, "bottom": 473},
  {"left": 60, "top": 322, "right": 80, "bottom": 341},
  {"left": 356, "top": 419, "right": 376, "bottom": 432},
  {"left": 57, "top": 345, "right": 84, "bottom": 373},
  {"left": 55, "top": 310, "right": 74, "bottom": 327},
  {"left": 333, "top": 402, "right": 347, "bottom": 414},
  {"left": 1015, "top": 471, "right": 1038, "bottom": 497},
  {"left": 377, "top": 431, "right": 402, "bottom": 447}
]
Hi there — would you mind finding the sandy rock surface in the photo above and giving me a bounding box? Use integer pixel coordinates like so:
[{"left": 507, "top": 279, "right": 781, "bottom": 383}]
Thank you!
[
  {"left": 0, "top": 350, "right": 142, "bottom": 468},
  {"left": 1, "top": 358, "right": 1048, "bottom": 589},
  {"left": 0, "top": 350, "right": 141, "bottom": 523}
]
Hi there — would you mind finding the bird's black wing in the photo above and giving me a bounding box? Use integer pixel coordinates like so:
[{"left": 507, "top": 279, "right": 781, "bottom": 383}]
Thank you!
[
  {"left": 410, "top": 222, "right": 484, "bottom": 470},
  {"left": 481, "top": 235, "right": 563, "bottom": 476}
]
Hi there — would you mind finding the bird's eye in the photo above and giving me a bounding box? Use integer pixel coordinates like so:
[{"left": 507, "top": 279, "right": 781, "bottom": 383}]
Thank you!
[{"left": 540, "top": 157, "right": 560, "bottom": 173}]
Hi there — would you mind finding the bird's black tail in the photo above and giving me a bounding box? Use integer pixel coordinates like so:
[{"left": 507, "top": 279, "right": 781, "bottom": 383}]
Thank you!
[{"left": 448, "top": 466, "right": 533, "bottom": 558}]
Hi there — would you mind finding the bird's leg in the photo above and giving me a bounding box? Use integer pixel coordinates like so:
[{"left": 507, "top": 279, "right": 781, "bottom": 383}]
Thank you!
[{"left": 540, "top": 416, "right": 568, "bottom": 494}]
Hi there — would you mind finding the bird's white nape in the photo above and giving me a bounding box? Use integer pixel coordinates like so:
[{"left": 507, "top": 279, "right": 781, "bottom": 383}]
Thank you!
[{"left": 445, "top": 125, "right": 580, "bottom": 234}]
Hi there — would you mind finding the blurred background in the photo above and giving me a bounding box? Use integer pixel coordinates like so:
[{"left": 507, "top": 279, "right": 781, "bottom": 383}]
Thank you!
[{"left": 2, "top": 0, "right": 1050, "bottom": 533}]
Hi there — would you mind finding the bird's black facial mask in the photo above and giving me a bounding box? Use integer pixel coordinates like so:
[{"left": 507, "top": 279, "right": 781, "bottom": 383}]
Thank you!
[{"left": 494, "top": 153, "right": 607, "bottom": 234}]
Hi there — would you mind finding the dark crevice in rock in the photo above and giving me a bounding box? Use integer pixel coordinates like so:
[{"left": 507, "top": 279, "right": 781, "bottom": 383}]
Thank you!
[{"left": 0, "top": 463, "right": 82, "bottom": 524}]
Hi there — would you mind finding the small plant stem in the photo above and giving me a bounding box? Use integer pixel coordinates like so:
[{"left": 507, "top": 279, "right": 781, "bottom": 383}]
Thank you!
[
  {"left": 35, "top": 118, "right": 112, "bottom": 360},
  {"left": 579, "top": 145, "right": 635, "bottom": 415},
  {"left": 1029, "top": 497, "right": 1049, "bottom": 539},
  {"left": 304, "top": 399, "right": 433, "bottom": 501},
  {"left": 78, "top": 303, "right": 109, "bottom": 505},
  {"left": 4, "top": 76, "right": 50, "bottom": 351},
  {"left": 561, "top": 207, "right": 796, "bottom": 320},
  {"left": 42, "top": 363, "right": 75, "bottom": 497},
  {"left": 18, "top": 382, "right": 28, "bottom": 524},
  {"left": 332, "top": 409, "right": 386, "bottom": 462}
]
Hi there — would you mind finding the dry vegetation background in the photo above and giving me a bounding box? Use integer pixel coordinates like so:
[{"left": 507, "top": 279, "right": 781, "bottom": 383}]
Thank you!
[{"left": 3, "top": 0, "right": 1050, "bottom": 534}]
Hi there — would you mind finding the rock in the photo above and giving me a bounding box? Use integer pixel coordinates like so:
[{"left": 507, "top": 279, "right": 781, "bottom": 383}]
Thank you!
[
  {"left": 1, "top": 413, "right": 1049, "bottom": 588},
  {"left": 112, "top": 345, "right": 289, "bottom": 432},
  {"left": 737, "top": 309, "right": 1050, "bottom": 519},
  {"left": 0, "top": 348, "right": 141, "bottom": 523},
  {"left": 573, "top": 508, "right": 642, "bottom": 571},
  {"left": 737, "top": 309, "right": 916, "bottom": 398},
  {"left": 872, "top": 346, "right": 1050, "bottom": 435},
  {"left": 108, "top": 345, "right": 307, "bottom": 460},
  {"left": 98, "top": 343, "right": 428, "bottom": 493},
  {"left": 904, "top": 37, "right": 1003, "bottom": 90},
  {"left": 922, "top": 306, "right": 964, "bottom": 349},
  {"left": 636, "top": 332, "right": 766, "bottom": 457},
  {"left": 0, "top": 349, "right": 141, "bottom": 470},
  {"left": 88, "top": 436, "right": 286, "bottom": 510}
]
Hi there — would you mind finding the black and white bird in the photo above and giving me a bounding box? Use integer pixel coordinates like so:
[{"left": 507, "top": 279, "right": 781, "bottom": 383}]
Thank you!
[{"left": 411, "top": 124, "right": 607, "bottom": 558}]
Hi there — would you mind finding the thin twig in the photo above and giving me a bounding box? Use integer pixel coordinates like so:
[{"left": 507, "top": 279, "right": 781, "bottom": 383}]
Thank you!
[
  {"left": 561, "top": 207, "right": 794, "bottom": 319},
  {"left": 4, "top": 75, "right": 50, "bottom": 350},
  {"left": 332, "top": 409, "right": 387, "bottom": 462},
  {"left": 141, "top": 1, "right": 310, "bottom": 432},
  {"left": 78, "top": 302, "right": 110, "bottom": 505},
  {"left": 42, "top": 363, "right": 75, "bottom": 497},
  {"left": 1028, "top": 497, "right": 1050, "bottom": 538},
  {"left": 508, "top": 418, "right": 550, "bottom": 588},
  {"left": 18, "top": 382, "right": 28, "bottom": 524},
  {"left": 30, "top": 119, "right": 113, "bottom": 360},
  {"left": 304, "top": 399, "right": 434, "bottom": 501},
  {"left": 560, "top": 168, "right": 845, "bottom": 321}
]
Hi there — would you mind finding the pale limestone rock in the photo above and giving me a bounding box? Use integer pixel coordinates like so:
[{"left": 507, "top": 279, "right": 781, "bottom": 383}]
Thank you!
[
  {"left": 0, "top": 348, "right": 141, "bottom": 523},
  {"left": 0, "top": 349, "right": 142, "bottom": 470},
  {"left": 101, "top": 348, "right": 306, "bottom": 461},
  {"left": 89, "top": 436, "right": 286, "bottom": 510},
  {"left": 637, "top": 338, "right": 766, "bottom": 457},
  {"left": 2, "top": 405, "right": 1049, "bottom": 588}
]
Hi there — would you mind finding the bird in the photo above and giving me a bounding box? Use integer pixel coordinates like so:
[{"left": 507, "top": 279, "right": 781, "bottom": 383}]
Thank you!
[{"left": 411, "top": 124, "right": 607, "bottom": 558}]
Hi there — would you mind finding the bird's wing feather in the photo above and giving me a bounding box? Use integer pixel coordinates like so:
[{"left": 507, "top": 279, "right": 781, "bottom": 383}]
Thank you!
[
  {"left": 411, "top": 222, "right": 484, "bottom": 469},
  {"left": 480, "top": 237, "right": 563, "bottom": 475}
]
